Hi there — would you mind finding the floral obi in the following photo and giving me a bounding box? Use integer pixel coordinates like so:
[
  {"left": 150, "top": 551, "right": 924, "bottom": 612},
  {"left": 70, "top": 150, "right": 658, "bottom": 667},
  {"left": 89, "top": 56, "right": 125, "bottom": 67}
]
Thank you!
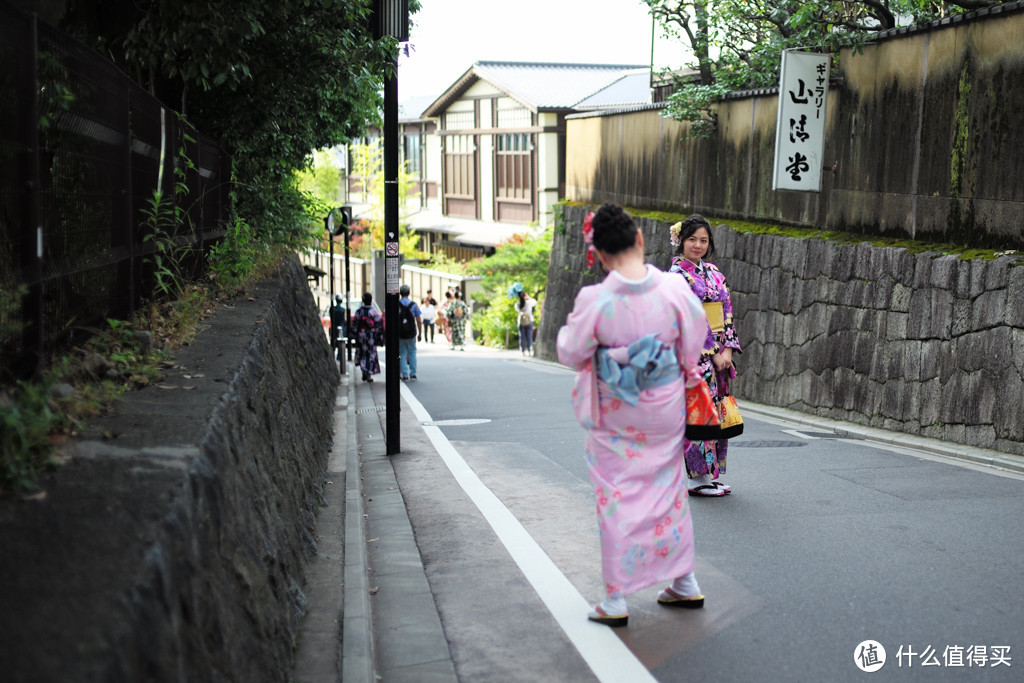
[
  {"left": 596, "top": 334, "right": 680, "bottom": 406},
  {"left": 571, "top": 334, "right": 681, "bottom": 429}
]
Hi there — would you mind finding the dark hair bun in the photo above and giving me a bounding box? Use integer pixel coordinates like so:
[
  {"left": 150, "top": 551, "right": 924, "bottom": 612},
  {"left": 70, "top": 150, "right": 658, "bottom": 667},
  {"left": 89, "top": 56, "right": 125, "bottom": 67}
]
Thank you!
[{"left": 591, "top": 203, "right": 638, "bottom": 255}]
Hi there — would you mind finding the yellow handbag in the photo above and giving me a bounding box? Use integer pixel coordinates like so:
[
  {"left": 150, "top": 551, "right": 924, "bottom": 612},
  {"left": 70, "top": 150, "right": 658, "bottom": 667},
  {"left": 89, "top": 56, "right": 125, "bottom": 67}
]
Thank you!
[{"left": 718, "top": 394, "right": 744, "bottom": 439}]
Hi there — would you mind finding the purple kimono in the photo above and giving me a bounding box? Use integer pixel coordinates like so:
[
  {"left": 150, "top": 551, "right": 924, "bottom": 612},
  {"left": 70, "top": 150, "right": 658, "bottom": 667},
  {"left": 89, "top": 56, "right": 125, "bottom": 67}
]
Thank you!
[
  {"left": 350, "top": 304, "right": 383, "bottom": 380},
  {"left": 669, "top": 257, "right": 742, "bottom": 479}
]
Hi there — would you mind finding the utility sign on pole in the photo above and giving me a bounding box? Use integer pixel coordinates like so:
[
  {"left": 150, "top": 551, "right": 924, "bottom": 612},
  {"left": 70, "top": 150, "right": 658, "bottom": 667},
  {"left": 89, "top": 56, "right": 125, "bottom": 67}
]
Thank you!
[{"left": 773, "top": 50, "right": 830, "bottom": 192}]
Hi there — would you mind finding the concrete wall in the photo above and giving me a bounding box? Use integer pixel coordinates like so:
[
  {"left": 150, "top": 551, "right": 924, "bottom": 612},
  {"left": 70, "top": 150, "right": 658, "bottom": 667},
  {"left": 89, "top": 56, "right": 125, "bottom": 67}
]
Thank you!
[
  {"left": 0, "top": 255, "right": 340, "bottom": 681},
  {"left": 538, "top": 205, "right": 1024, "bottom": 457},
  {"left": 565, "top": 4, "right": 1024, "bottom": 248}
]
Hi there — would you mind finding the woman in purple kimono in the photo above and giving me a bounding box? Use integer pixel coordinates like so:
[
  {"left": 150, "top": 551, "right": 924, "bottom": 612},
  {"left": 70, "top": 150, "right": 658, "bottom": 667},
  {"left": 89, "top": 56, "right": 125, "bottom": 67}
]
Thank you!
[
  {"left": 669, "top": 215, "right": 742, "bottom": 496},
  {"left": 350, "top": 292, "right": 384, "bottom": 382},
  {"left": 557, "top": 204, "right": 709, "bottom": 628}
]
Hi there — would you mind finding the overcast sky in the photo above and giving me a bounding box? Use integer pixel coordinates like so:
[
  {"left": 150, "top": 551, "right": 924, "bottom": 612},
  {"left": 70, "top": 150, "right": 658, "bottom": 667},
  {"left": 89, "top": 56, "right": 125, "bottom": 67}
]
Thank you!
[{"left": 397, "top": 0, "right": 680, "bottom": 103}]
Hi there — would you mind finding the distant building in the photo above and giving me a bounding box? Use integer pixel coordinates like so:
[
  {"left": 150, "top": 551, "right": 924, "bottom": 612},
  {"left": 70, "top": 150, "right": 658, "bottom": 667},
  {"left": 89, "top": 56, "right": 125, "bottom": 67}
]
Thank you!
[
  {"left": 422, "top": 61, "right": 651, "bottom": 227},
  {"left": 349, "top": 61, "right": 652, "bottom": 260}
]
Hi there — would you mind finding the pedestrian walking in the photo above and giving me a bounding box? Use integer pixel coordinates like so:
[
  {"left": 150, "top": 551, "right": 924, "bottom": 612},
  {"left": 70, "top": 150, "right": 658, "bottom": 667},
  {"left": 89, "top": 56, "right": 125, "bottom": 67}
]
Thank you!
[
  {"left": 397, "top": 284, "right": 422, "bottom": 380},
  {"left": 446, "top": 289, "right": 469, "bottom": 350},
  {"left": 436, "top": 290, "right": 451, "bottom": 345},
  {"left": 669, "top": 215, "right": 743, "bottom": 497},
  {"left": 421, "top": 295, "right": 437, "bottom": 344},
  {"left": 328, "top": 294, "right": 346, "bottom": 359},
  {"left": 514, "top": 286, "right": 537, "bottom": 356},
  {"left": 557, "top": 203, "right": 708, "bottom": 628},
  {"left": 350, "top": 293, "right": 384, "bottom": 382}
]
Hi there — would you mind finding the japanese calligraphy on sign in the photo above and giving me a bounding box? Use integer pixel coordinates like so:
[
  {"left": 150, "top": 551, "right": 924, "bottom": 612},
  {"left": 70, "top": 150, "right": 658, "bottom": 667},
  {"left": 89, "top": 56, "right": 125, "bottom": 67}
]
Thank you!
[{"left": 773, "top": 50, "right": 830, "bottom": 192}]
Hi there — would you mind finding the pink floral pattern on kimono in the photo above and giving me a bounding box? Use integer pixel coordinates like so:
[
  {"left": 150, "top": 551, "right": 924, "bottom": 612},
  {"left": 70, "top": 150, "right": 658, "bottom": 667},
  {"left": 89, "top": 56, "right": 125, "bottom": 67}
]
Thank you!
[{"left": 557, "top": 265, "right": 706, "bottom": 598}]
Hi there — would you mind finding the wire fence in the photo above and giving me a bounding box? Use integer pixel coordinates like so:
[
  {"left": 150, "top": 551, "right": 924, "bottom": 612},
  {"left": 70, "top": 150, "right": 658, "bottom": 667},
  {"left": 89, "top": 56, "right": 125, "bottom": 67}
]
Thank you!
[{"left": 0, "top": 4, "right": 231, "bottom": 380}]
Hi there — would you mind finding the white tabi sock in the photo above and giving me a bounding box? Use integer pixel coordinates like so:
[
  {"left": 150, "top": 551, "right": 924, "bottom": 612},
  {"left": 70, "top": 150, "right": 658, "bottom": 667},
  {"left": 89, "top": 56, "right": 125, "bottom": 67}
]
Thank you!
[
  {"left": 598, "top": 595, "right": 628, "bottom": 616},
  {"left": 671, "top": 571, "right": 701, "bottom": 598}
]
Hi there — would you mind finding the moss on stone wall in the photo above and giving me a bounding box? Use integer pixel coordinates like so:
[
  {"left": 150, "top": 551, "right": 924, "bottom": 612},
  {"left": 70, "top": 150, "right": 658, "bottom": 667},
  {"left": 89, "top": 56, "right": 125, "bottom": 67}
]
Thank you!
[{"left": 559, "top": 200, "right": 1021, "bottom": 262}]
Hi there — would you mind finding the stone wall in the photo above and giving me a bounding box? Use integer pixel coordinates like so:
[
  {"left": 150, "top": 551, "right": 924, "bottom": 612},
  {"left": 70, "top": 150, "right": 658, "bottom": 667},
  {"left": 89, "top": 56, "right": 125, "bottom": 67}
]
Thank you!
[
  {"left": 539, "top": 205, "right": 1024, "bottom": 457},
  {"left": 0, "top": 254, "right": 340, "bottom": 681}
]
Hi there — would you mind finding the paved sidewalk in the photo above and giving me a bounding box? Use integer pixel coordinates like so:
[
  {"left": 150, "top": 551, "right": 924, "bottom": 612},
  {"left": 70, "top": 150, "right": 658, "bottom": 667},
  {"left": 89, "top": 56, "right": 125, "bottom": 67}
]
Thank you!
[{"left": 292, "top": 364, "right": 456, "bottom": 683}]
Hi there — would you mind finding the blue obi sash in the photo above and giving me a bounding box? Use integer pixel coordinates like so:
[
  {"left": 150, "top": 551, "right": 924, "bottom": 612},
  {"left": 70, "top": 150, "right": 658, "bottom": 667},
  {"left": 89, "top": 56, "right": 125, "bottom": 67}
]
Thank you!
[{"left": 595, "top": 334, "right": 680, "bottom": 405}]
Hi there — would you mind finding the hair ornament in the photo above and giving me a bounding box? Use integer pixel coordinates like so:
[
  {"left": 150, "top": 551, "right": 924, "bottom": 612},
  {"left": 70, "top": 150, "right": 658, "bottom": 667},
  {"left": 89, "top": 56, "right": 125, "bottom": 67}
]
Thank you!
[
  {"left": 582, "top": 211, "right": 596, "bottom": 267},
  {"left": 669, "top": 221, "right": 683, "bottom": 248}
]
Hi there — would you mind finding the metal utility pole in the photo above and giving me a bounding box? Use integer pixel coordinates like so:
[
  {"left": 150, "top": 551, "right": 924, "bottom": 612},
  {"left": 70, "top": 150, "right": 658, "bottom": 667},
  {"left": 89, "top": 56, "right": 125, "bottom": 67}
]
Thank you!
[{"left": 373, "top": 0, "right": 409, "bottom": 455}]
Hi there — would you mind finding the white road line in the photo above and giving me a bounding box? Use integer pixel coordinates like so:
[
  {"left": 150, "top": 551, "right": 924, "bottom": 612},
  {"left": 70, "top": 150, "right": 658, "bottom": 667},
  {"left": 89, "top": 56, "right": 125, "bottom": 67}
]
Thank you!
[
  {"left": 400, "top": 382, "right": 656, "bottom": 683},
  {"left": 780, "top": 429, "right": 820, "bottom": 439}
]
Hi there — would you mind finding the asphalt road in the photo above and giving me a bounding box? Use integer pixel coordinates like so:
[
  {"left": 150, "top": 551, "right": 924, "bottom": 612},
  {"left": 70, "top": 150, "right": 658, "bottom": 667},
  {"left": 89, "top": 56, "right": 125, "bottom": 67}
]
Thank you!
[{"left": 384, "top": 341, "right": 1024, "bottom": 682}]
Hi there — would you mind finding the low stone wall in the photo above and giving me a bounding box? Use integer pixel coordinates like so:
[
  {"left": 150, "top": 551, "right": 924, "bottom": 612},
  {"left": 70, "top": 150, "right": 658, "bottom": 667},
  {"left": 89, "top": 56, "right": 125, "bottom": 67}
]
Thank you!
[
  {"left": 539, "top": 205, "right": 1024, "bottom": 456},
  {"left": 0, "top": 254, "right": 340, "bottom": 681}
]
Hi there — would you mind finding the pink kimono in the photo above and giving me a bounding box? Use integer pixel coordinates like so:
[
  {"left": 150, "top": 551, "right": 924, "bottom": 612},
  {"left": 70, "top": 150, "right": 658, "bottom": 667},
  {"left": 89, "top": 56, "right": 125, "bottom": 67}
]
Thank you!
[{"left": 557, "top": 265, "right": 706, "bottom": 599}]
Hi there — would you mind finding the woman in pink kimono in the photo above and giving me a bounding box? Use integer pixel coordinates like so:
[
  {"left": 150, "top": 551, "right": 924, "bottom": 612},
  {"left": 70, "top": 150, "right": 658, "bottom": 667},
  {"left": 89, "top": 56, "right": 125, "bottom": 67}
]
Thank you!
[
  {"left": 669, "top": 215, "right": 742, "bottom": 496},
  {"left": 557, "top": 204, "right": 708, "bottom": 627}
]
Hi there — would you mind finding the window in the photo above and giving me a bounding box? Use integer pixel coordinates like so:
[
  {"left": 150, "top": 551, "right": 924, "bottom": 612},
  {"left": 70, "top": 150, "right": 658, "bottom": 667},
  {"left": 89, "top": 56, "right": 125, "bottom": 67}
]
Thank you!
[
  {"left": 403, "top": 134, "right": 420, "bottom": 174},
  {"left": 444, "top": 134, "right": 475, "bottom": 199},
  {"left": 496, "top": 133, "right": 532, "bottom": 201}
]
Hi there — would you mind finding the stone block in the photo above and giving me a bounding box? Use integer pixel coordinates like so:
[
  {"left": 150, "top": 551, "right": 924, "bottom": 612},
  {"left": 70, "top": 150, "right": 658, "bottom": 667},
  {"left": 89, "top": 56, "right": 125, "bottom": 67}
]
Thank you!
[
  {"left": 879, "top": 380, "right": 905, "bottom": 420},
  {"left": 921, "top": 339, "right": 950, "bottom": 382},
  {"left": 929, "top": 254, "right": 958, "bottom": 289},
  {"left": 1013, "top": 329, "right": 1024, "bottom": 378},
  {"left": 963, "top": 425, "right": 997, "bottom": 449},
  {"left": 942, "top": 423, "right": 967, "bottom": 445},
  {"left": 917, "top": 378, "right": 941, "bottom": 426},
  {"left": 830, "top": 245, "right": 856, "bottom": 281},
  {"left": 939, "top": 371, "right": 994, "bottom": 425},
  {"left": 993, "top": 371, "right": 1024, "bottom": 441},
  {"left": 955, "top": 328, "right": 1013, "bottom": 374},
  {"left": 851, "top": 242, "right": 876, "bottom": 281},
  {"left": 828, "top": 306, "right": 855, "bottom": 335},
  {"left": 907, "top": 288, "right": 954, "bottom": 340},
  {"left": 886, "top": 311, "right": 909, "bottom": 342},
  {"left": 951, "top": 298, "right": 973, "bottom": 337},
  {"left": 872, "top": 276, "right": 895, "bottom": 310},
  {"left": 984, "top": 256, "right": 1011, "bottom": 290},
  {"left": 1007, "top": 266, "right": 1024, "bottom": 327},
  {"left": 804, "top": 240, "right": 829, "bottom": 279},
  {"left": 971, "top": 288, "right": 1008, "bottom": 331},
  {"left": 805, "top": 334, "right": 829, "bottom": 375},
  {"left": 891, "top": 283, "right": 912, "bottom": 312}
]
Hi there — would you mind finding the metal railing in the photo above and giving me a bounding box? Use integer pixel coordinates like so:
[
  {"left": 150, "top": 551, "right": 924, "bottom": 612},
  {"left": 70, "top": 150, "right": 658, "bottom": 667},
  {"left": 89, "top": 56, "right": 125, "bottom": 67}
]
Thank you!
[{"left": 0, "top": 4, "right": 231, "bottom": 379}]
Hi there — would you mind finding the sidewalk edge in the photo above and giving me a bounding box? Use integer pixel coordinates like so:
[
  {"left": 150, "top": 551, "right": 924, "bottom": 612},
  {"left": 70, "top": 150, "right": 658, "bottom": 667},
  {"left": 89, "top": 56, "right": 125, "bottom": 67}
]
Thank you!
[{"left": 342, "top": 372, "right": 376, "bottom": 682}]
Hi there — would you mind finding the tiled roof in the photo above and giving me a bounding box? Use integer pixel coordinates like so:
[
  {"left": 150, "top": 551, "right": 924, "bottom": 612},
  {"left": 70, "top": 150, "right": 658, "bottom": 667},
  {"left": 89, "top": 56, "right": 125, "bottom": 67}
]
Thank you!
[
  {"left": 572, "top": 69, "right": 652, "bottom": 109},
  {"left": 424, "top": 60, "right": 648, "bottom": 116}
]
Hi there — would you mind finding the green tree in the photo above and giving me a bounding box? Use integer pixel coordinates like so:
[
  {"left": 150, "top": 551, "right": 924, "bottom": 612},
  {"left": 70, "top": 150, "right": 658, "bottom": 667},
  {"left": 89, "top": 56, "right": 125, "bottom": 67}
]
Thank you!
[
  {"left": 58, "top": 0, "right": 419, "bottom": 246},
  {"left": 466, "top": 228, "right": 552, "bottom": 348},
  {"left": 643, "top": 0, "right": 1008, "bottom": 136},
  {"left": 346, "top": 139, "right": 423, "bottom": 259}
]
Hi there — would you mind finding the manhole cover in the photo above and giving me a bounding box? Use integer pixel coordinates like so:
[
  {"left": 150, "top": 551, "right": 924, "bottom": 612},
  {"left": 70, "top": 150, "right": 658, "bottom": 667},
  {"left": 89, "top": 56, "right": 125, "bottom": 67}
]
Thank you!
[
  {"left": 730, "top": 440, "right": 808, "bottom": 448},
  {"left": 424, "top": 418, "right": 492, "bottom": 426}
]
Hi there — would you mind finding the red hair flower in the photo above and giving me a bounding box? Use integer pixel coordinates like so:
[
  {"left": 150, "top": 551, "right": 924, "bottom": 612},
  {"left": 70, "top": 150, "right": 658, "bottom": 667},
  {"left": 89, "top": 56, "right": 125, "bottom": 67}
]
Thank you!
[{"left": 582, "top": 211, "right": 596, "bottom": 267}]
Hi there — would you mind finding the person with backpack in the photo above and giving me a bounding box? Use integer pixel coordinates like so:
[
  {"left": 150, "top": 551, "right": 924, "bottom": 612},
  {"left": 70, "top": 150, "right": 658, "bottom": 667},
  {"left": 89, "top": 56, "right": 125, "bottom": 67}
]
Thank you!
[
  {"left": 397, "top": 284, "right": 422, "bottom": 380},
  {"left": 514, "top": 286, "right": 537, "bottom": 356}
]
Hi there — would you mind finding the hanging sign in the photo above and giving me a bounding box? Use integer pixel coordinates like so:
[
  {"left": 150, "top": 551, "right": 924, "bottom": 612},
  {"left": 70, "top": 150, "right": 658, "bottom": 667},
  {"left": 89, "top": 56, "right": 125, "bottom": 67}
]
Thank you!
[{"left": 773, "top": 50, "right": 830, "bottom": 192}]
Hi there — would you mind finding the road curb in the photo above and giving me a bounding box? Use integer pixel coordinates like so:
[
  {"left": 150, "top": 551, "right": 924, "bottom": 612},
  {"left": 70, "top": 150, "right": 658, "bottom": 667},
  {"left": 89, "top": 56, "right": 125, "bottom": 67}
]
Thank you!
[
  {"left": 742, "top": 401, "right": 1024, "bottom": 476},
  {"left": 343, "top": 372, "right": 377, "bottom": 682}
]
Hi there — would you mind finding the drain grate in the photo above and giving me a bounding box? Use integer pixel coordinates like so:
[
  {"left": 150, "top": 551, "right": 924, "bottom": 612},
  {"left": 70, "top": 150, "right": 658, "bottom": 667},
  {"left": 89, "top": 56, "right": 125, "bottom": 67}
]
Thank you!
[
  {"left": 731, "top": 440, "right": 808, "bottom": 448},
  {"left": 797, "top": 432, "right": 849, "bottom": 439},
  {"left": 355, "top": 405, "right": 387, "bottom": 415}
]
